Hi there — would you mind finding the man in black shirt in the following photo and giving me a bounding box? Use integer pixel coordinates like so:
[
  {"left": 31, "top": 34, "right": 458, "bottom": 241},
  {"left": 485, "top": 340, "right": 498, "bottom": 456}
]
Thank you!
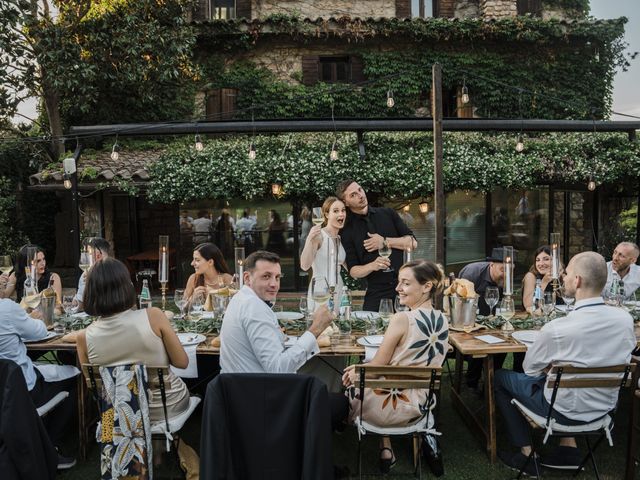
[{"left": 337, "top": 179, "right": 416, "bottom": 311}]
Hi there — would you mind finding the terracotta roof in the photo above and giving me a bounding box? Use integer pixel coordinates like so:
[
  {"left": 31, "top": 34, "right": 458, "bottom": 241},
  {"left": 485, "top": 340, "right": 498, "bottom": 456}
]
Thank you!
[{"left": 29, "top": 148, "right": 165, "bottom": 187}]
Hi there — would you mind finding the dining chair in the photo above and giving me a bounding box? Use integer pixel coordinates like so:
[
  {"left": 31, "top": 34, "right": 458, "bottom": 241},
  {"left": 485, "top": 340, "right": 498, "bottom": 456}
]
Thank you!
[
  {"left": 511, "top": 363, "right": 635, "bottom": 480},
  {"left": 353, "top": 364, "right": 443, "bottom": 479}
]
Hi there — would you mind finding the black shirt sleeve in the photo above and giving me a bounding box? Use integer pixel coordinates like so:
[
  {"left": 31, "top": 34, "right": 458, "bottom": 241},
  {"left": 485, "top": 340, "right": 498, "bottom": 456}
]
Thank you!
[{"left": 388, "top": 208, "right": 414, "bottom": 239}]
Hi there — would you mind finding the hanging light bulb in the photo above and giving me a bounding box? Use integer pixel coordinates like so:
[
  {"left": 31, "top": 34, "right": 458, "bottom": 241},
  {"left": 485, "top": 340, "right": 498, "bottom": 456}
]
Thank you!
[
  {"left": 110, "top": 142, "right": 119, "bottom": 161},
  {"left": 461, "top": 86, "right": 469, "bottom": 104},
  {"left": 419, "top": 200, "right": 429, "bottom": 214},
  {"left": 248, "top": 143, "right": 256, "bottom": 160},
  {"left": 587, "top": 178, "right": 596, "bottom": 191},
  {"left": 329, "top": 139, "right": 338, "bottom": 161},
  {"left": 386, "top": 90, "right": 395, "bottom": 108},
  {"left": 515, "top": 134, "right": 525, "bottom": 153},
  {"left": 63, "top": 174, "right": 72, "bottom": 190},
  {"left": 195, "top": 134, "right": 204, "bottom": 152},
  {"left": 271, "top": 182, "right": 282, "bottom": 196},
  {"left": 403, "top": 203, "right": 411, "bottom": 212}
]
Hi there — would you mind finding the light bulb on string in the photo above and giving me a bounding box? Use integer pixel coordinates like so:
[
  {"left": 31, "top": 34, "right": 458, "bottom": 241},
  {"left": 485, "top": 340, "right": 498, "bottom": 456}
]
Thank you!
[
  {"left": 386, "top": 90, "right": 395, "bottom": 108},
  {"left": 587, "top": 178, "right": 596, "bottom": 191},
  {"left": 419, "top": 200, "right": 429, "bottom": 214},
  {"left": 271, "top": 182, "right": 282, "bottom": 197},
  {"left": 248, "top": 143, "right": 256, "bottom": 160},
  {"left": 195, "top": 134, "right": 204, "bottom": 152},
  {"left": 63, "top": 174, "right": 72, "bottom": 190},
  {"left": 515, "top": 134, "right": 525, "bottom": 153},
  {"left": 403, "top": 203, "right": 411, "bottom": 212},
  {"left": 110, "top": 142, "right": 119, "bottom": 161},
  {"left": 329, "top": 139, "right": 338, "bottom": 161},
  {"left": 461, "top": 78, "right": 470, "bottom": 104}
]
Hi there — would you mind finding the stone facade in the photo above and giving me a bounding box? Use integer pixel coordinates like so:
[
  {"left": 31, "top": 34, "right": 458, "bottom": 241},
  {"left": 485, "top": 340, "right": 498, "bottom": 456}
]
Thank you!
[
  {"left": 251, "top": 0, "right": 395, "bottom": 19},
  {"left": 480, "top": 0, "right": 517, "bottom": 19},
  {"left": 454, "top": 0, "right": 480, "bottom": 19}
]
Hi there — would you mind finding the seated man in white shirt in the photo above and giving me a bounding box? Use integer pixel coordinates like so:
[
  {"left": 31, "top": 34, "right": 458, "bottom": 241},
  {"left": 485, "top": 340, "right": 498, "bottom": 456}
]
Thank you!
[
  {"left": 74, "top": 237, "right": 112, "bottom": 310},
  {"left": 495, "top": 251, "right": 635, "bottom": 475},
  {"left": 603, "top": 241, "right": 640, "bottom": 298}
]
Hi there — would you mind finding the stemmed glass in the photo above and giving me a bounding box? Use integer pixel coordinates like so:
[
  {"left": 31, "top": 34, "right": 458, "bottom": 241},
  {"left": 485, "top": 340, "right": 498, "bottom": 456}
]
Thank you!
[
  {"left": 623, "top": 291, "right": 638, "bottom": 313},
  {"left": 312, "top": 207, "right": 323, "bottom": 227},
  {"left": 311, "top": 276, "right": 330, "bottom": 308},
  {"left": 485, "top": 287, "right": 499, "bottom": 316},
  {"left": 379, "top": 299, "right": 394, "bottom": 329},
  {"left": 300, "top": 296, "right": 310, "bottom": 328},
  {"left": 394, "top": 296, "right": 408, "bottom": 312},
  {"left": 0, "top": 255, "right": 12, "bottom": 276},
  {"left": 188, "top": 295, "right": 204, "bottom": 332},
  {"left": 558, "top": 286, "right": 575, "bottom": 311},
  {"left": 499, "top": 297, "right": 515, "bottom": 335},
  {"left": 174, "top": 289, "right": 186, "bottom": 319},
  {"left": 79, "top": 251, "right": 91, "bottom": 272},
  {"left": 61, "top": 295, "right": 78, "bottom": 334},
  {"left": 378, "top": 240, "right": 393, "bottom": 273},
  {"left": 541, "top": 291, "right": 556, "bottom": 323}
]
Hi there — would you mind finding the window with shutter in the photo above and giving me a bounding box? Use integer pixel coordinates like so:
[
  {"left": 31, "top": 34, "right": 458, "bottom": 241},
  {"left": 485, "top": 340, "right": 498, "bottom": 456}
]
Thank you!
[
  {"left": 301, "top": 56, "right": 320, "bottom": 86},
  {"left": 205, "top": 88, "right": 237, "bottom": 121},
  {"left": 411, "top": 0, "right": 435, "bottom": 18},
  {"left": 235, "top": 0, "right": 251, "bottom": 19},
  {"left": 396, "top": 0, "right": 411, "bottom": 18},
  {"left": 210, "top": 0, "right": 236, "bottom": 19},
  {"left": 517, "top": 0, "right": 542, "bottom": 16}
]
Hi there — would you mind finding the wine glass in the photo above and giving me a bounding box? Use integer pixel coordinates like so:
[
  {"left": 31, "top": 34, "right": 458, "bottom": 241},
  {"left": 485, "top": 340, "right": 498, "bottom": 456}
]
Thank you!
[
  {"left": 484, "top": 287, "right": 499, "bottom": 316},
  {"left": 499, "top": 297, "right": 515, "bottom": 335},
  {"left": 0, "top": 255, "right": 12, "bottom": 276},
  {"left": 312, "top": 207, "right": 323, "bottom": 227},
  {"left": 541, "top": 291, "right": 556, "bottom": 323},
  {"left": 394, "top": 295, "right": 408, "bottom": 312},
  {"left": 379, "top": 299, "right": 394, "bottom": 329},
  {"left": 189, "top": 296, "right": 204, "bottom": 331},
  {"left": 174, "top": 289, "right": 186, "bottom": 319},
  {"left": 311, "top": 276, "right": 330, "bottom": 308},
  {"left": 378, "top": 239, "right": 393, "bottom": 273},
  {"left": 623, "top": 291, "right": 638, "bottom": 313},
  {"left": 558, "top": 286, "right": 575, "bottom": 311},
  {"left": 79, "top": 251, "right": 91, "bottom": 272},
  {"left": 229, "top": 273, "right": 239, "bottom": 290}
]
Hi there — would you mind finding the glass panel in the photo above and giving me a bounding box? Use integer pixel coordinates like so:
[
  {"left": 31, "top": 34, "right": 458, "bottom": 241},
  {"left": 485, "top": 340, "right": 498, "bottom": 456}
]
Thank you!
[
  {"left": 599, "top": 195, "right": 638, "bottom": 259},
  {"left": 445, "top": 190, "right": 486, "bottom": 270},
  {"left": 567, "top": 191, "right": 595, "bottom": 258},
  {"left": 335, "top": 62, "right": 348, "bottom": 82},
  {"left": 320, "top": 62, "right": 333, "bottom": 82}
]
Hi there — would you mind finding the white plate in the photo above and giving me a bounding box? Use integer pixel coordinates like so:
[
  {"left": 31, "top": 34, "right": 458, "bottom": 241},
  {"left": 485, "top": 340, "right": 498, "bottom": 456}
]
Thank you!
[
  {"left": 276, "top": 312, "right": 304, "bottom": 322},
  {"left": 356, "top": 335, "right": 384, "bottom": 347},
  {"left": 352, "top": 311, "right": 378, "bottom": 319},
  {"left": 25, "top": 331, "right": 59, "bottom": 343},
  {"left": 177, "top": 333, "right": 206, "bottom": 346},
  {"left": 512, "top": 330, "right": 540, "bottom": 345}
]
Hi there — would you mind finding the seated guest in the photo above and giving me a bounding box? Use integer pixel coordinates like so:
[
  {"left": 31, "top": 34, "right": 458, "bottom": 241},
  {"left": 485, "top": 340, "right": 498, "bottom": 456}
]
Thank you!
[
  {"left": 458, "top": 248, "right": 505, "bottom": 387},
  {"left": 76, "top": 258, "right": 190, "bottom": 423},
  {"left": 521, "top": 245, "right": 564, "bottom": 313},
  {"left": 603, "top": 241, "right": 640, "bottom": 298},
  {"left": 74, "top": 237, "right": 112, "bottom": 311},
  {"left": 0, "top": 298, "right": 76, "bottom": 470},
  {"left": 183, "top": 242, "right": 233, "bottom": 304},
  {"left": 342, "top": 260, "right": 448, "bottom": 473},
  {"left": 495, "top": 251, "right": 635, "bottom": 475}
]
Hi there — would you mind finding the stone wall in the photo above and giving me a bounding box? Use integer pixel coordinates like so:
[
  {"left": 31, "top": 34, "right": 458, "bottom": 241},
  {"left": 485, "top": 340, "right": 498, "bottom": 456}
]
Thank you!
[
  {"left": 455, "top": 0, "right": 480, "bottom": 19},
  {"left": 252, "top": 0, "right": 395, "bottom": 19},
  {"left": 480, "top": 0, "right": 516, "bottom": 18}
]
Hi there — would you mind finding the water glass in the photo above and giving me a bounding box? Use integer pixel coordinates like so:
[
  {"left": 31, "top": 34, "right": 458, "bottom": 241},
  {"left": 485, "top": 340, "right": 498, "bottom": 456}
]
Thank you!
[
  {"left": 485, "top": 287, "right": 499, "bottom": 316},
  {"left": 53, "top": 318, "right": 66, "bottom": 335},
  {"left": 394, "top": 296, "right": 408, "bottom": 312},
  {"left": 365, "top": 315, "right": 378, "bottom": 335},
  {"left": 542, "top": 291, "right": 555, "bottom": 322},
  {"left": 174, "top": 289, "right": 186, "bottom": 319}
]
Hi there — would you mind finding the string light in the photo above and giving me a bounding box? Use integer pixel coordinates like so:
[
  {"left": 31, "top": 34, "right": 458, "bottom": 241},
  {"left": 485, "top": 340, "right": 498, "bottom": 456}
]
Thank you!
[
  {"left": 248, "top": 142, "right": 256, "bottom": 160},
  {"left": 461, "top": 78, "right": 470, "bottom": 104},
  {"left": 515, "top": 134, "right": 524, "bottom": 152},
  {"left": 194, "top": 134, "right": 204, "bottom": 151},
  {"left": 329, "top": 100, "right": 339, "bottom": 160},
  {"left": 386, "top": 90, "right": 395, "bottom": 108},
  {"left": 419, "top": 200, "right": 429, "bottom": 214},
  {"left": 329, "top": 139, "right": 338, "bottom": 161},
  {"left": 63, "top": 174, "right": 72, "bottom": 190},
  {"left": 110, "top": 137, "right": 119, "bottom": 161},
  {"left": 402, "top": 203, "right": 411, "bottom": 212},
  {"left": 587, "top": 177, "right": 596, "bottom": 191},
  {"left": 271, "top": 181, "right": 282, "bottom": 196}
]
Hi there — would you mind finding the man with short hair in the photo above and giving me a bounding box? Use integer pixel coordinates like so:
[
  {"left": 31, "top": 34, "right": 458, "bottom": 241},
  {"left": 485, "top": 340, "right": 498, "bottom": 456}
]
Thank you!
[
  {"left": 337, "top": 179, "right": 417, "bottom": 311},
  {"left": 192, "top": 210, "right": 212, "bottom": 244},
  {"left": 74, "top": 237, "right": 112, "bottom": 309},
  {"left": 603, "top": 241, "right": 640, "bottom": 298},
  {"left": 495, "top": 252, "right": 635, "bottom": 475}
]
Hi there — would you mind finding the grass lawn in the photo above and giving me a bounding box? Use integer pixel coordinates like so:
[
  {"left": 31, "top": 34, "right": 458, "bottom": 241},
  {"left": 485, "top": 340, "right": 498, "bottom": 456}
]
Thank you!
[{"left": 57, "top": 355, "right": 633, "bottom": 479}]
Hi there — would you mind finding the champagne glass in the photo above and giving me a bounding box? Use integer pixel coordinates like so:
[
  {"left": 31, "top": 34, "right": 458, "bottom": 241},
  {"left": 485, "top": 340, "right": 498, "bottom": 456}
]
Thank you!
[
  {"left": 484, "top": 286, "right": 499, "bottom": 316},
  {"left": 312, "top": 207, "right": 323, "bottom": 226},
  {"left": 311, "top": 276, "right": 330, "bottom": 307},
  {"left": 500, "top": 297, "right": 515, "bottom": 336},
  {"left": 379, "top": 299, "right": 393, "bottom": 329},
  {"left": 394, "top": 295, "right": 408, "bottom": 312},
  {"left": 0, "top": 255, "right": 12, "bottom": 275},
  {"left": 542, "top": 291, "right": 555, "bottom": 323},
  {"left": 378, "top": 239, "right": 393, "bottom": 273},
  {"left": 174, "top": 289, "right": 186, "bottom": 319}
]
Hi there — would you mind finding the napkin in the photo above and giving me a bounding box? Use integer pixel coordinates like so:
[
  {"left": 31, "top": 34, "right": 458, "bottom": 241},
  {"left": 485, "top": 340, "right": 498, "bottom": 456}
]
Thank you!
[
  {"left": 364, "top": 346, "right": 377, "bottom": 363},
  {"left": 35, "top": 363, "right": 80, "bottom": 382},
  {"left": 171, "top": 345, "right": 198, "bottom": 378},
  {"left": 475, "top": 334, "right": 506, "bottom": 344}
]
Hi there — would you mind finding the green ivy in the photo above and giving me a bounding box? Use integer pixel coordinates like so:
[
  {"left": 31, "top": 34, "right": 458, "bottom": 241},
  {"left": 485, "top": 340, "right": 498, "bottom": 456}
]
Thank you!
[
  {"left": 145, "top": 132, "right": 640, "bottom": 204},
  {"left": 542, "top": 0, "right": 590, "bottom": 14}
]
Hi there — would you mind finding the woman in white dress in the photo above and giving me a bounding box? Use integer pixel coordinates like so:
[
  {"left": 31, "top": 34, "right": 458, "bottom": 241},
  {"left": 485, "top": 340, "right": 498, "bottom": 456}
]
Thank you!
[{"left": 300, "top": 196, "right": 347, "bottom": 313}]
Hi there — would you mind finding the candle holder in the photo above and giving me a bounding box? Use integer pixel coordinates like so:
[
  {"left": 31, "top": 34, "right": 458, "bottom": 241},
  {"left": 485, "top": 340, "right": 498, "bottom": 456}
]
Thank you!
[
  {"left": 327, "top": 236, "right": 341, "bottom": 310},
  {"left": 159, "top": 235, "right": 169, "bottom": 311},
  {"left": 235, "top": 247, "right": 245, "bottom": 288},
  {"left": 550, "top": 232, "right": 562, "bottom": 297},
  {"left": 503, "top": 246, "right": 514, "bottom": 296}
]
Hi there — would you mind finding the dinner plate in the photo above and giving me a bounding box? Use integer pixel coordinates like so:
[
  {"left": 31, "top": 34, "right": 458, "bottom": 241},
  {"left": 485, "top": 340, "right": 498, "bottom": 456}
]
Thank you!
[
  {"left": 276, "top": 312, "right": 304, "bottom": 322},
  {"left": 512, "top": 330, "right": 540, "bottom": 345},
  {"left": 177, "top": 333, "right": 206, "bottom": 346},
  {"left": 351, "top": 311, "right": 378, "bottom": 319},
  {"left": 25, "top": 331, "right": 59, "bottom": 343},
  {"left": 356, "top": 335, "right": 384, "bottom": 347}
]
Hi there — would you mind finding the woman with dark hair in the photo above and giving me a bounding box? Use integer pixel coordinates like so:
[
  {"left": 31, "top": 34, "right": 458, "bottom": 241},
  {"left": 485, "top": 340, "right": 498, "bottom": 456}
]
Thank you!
[
  {"left": 342, "top": 260, "right": 449, "bottom": 473},
  {"left": 183, "top": 242, "right": 233, "bottom": 302},
  {"left": 522, "top": 245, "right": 565, "bottom": 313},
  {"left": 76, "top": 258, "right": 190, "bottom": 422},
  {"left": 1, "top": 245, "right": 62, "bottom": 307}
]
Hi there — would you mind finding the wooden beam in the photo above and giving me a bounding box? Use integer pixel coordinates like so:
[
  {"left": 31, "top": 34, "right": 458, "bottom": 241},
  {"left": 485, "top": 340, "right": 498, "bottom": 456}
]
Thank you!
[{"left": 432, "top": 64, "right": 445, "bottom": 268}]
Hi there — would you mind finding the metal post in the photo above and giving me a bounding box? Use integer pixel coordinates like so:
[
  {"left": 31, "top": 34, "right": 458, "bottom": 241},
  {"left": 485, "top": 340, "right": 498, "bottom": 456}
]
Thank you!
[
  {"left": 432, "top": 64, "right": 445, "bottom": 268},
  {"left": 70, "top": 143, "right": 83, "bottom": 280}
]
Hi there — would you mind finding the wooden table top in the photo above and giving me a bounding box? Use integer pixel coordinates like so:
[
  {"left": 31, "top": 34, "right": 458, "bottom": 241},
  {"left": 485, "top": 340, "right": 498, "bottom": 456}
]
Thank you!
[{"left": 448, "top": 330, "right": 527, "bottom": 356}]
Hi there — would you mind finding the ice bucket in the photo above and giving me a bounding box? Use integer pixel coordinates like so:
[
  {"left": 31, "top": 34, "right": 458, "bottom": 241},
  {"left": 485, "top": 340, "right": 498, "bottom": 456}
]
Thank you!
[
  {"left": 39, "top": 295, "right": 56, "bottom": 328},
  {"left": 446, "top": 295, "right": 478, "bottom": 329}
]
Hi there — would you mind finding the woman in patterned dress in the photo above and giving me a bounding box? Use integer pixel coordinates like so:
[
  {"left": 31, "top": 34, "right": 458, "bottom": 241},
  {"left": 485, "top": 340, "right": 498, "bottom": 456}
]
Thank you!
[{"left": 342, "top": 260, "right": 449, "bottom": 472}]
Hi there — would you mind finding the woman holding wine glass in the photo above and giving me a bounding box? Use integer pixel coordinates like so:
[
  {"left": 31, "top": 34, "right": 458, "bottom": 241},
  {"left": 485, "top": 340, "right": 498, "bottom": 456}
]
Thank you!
[
  {"left": 521, "top": 245, "right": 564, "bottom": 313},
  {"left": 300, "top": 197, "right": 347, "bottom": 313},
  {"left": 0, "top": 254, "right": 14, "bottom": 299},
  {"left": 183, "top": 242, "right": 233, "bottom": 305}
]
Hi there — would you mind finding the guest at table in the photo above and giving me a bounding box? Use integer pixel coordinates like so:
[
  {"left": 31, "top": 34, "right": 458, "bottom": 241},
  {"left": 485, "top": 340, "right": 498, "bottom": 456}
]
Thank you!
[
  {"left": 337, "top": 179, "right": 416, "bottom": 312},
  {"left": 76, "top": 258, "right": 190, "bottom": 423},
  {"left": 300, "top": 196, "right": 347, "bottom": 313},
  {"left": 0, "top": 298, "right": 77, "bottom": 470},
  {"left": 74, "top": 237, "right": 112, "bottom": 311},
  {"left": 266, "top": 210, "right": 287, "bottom": 254},
  {"left": 342, "top": 260, "right": 448, "bottom": 473},
  {"left": 183, "top": 242, "right": 233, "bottom": 303},
  {"left": 603, "top": 241, "right": 640, "bottom": 298},
  {"left": 458, "top": 248, "right": 505, "bottom": 389},
  {"left": 521, "top": 245, "right": 564, "bottom": 313},
  {"left": 495, "top": 251, "right": 635, "bottom": 475}
]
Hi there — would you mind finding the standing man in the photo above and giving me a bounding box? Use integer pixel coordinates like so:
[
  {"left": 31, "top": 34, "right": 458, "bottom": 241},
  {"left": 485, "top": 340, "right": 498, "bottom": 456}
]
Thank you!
[
  {"left": 337, "top": 179, "right": 416, "bottom": 312},
  {"left": 603, "top": 241, "right": 640, "bottom": 298}
]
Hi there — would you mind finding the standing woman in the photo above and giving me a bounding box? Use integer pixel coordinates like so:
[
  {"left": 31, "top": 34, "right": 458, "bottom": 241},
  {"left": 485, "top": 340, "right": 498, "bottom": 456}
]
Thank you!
[
  {"left": 2, "top": 245, "right": 62, "bottom": 307},
  {"left": 521, "top": 245, "right": 564, "bottom": 313},
  {"left": 300, "top": 197, "right": 347, "bottom": 313},
  {"left": 183, "top": 242, "right": 233, "bottom": 303}
]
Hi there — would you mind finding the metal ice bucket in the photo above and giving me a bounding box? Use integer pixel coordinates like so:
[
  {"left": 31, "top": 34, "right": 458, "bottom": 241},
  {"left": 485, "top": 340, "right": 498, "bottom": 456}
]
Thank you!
[
  {"left": 446, "top": 295, "right": 478, "bottom": 329},
  {"left": 39, "top": 295, "right": 56, "bottom": 328}
]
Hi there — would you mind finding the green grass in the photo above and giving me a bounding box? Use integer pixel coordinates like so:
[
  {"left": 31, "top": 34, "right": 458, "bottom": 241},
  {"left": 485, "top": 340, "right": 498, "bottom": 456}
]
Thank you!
[{"left": 58, "top": 355, "right": 633, "bottom": 479}]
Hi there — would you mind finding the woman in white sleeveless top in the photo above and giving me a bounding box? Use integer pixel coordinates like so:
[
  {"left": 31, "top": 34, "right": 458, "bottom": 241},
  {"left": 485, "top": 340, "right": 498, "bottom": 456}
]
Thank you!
[
  {"left": 300, "top": 196, "right": 347, "bottom": 313},
  {"left": 76, "top": 258, "right": 190, "bottom": 422}
]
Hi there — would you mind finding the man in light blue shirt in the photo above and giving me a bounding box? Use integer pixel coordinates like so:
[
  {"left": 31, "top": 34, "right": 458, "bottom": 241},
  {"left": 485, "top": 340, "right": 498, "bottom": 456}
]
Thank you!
[{"left": 221, "top": 250, "right": 333, "bottom": 374}]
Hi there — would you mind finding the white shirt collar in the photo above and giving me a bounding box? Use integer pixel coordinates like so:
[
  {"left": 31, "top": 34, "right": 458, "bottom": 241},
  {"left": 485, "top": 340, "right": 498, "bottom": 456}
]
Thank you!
[{"left": 573, "top": 296, "right": 605, "bottom": 309}]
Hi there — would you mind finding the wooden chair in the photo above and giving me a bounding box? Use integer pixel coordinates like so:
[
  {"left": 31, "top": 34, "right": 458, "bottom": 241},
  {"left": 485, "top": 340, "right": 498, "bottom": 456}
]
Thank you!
[
  {"left": 81, "top": 364, "right": 200, "bottom": 477},
  {"left": 353, "top": 365, "right": 442, "bottom": 479},
  {"left": 511, "top": 363, "right": 635, "bottom": 480}
]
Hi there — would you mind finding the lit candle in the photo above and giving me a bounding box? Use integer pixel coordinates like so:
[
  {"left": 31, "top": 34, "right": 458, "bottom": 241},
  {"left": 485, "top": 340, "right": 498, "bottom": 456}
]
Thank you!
[
  {"left": 503, "top": 246, "right": 514, "bottom": 296},
  {"left": 235, "top": 247, "right": 245, "bottom": 288},
  {"left": 550, "top": 233, "right": 560, "bottom": 279},
  {"left": 159, "top": 246, "right": 168, "bottom": 283},
  {"left": 87, "top": 246, "right": 94, "bottom": 267},
  {"left": 403, "top": 246, "right": 413, "bottom": 264}
]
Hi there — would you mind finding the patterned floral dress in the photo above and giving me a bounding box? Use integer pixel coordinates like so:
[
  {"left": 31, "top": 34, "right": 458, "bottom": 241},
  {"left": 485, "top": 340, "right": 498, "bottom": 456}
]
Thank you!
[{"left": 347, "top": 307, "right": 449, "bottom": 428}]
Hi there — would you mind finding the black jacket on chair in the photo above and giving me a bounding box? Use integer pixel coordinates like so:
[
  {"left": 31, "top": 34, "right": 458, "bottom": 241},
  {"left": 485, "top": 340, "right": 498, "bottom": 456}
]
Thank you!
[
  {"left": 200, "top": 373, "right": 334, "bottom": 480},
  {"left": 0, "top": 360, "right": 57, "bottom": 480}
]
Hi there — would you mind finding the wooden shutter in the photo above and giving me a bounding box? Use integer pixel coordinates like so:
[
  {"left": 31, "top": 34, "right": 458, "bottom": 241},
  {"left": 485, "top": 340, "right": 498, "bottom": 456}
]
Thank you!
[
  {"left": 436, "top": 0, "right": 456, "bottom": 18},
  {"left": 395, "top": 0, "right": 410, "bottom": 18},
  {"left": 350, "top": 56, "right": 365, "bottom": 84},
  {"left": 236, "top": 0, "right": 251, "bottom": 19},
  {"left": 206, "top": 88, "right": 237, "bottom": 121},
  {"left": 193, "top": 0, "right": 209, "bottom": 21},
  {"left": 302, "top": 56, "right": 319, "bottom": 86}
]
